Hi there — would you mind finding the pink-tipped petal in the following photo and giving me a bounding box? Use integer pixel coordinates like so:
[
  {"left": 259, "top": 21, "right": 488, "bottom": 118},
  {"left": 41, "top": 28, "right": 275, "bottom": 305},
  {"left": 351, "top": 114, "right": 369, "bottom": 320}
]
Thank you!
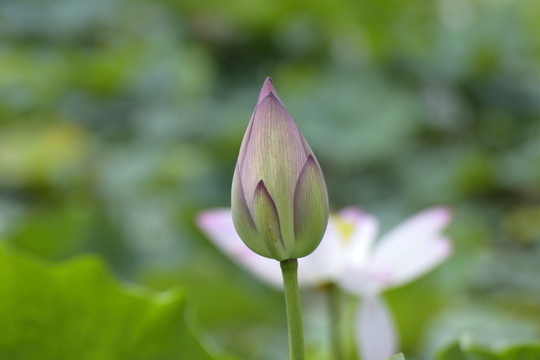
[
  {"left": 356, "top": 296, "right": 398, "bottom": 360},
  {"left": 257, "top": 77, "right": 283, "bottom": 105},
  {"left": 372, "top": 238, "right": 453, "bottom": 289},
  {"left": 197, "top": 208, "right": 245, "bottom": 255},
  {"left": 237, "top": 79, "right": 281, "bottom": 169},
  {"left": 339, "top": 207, "right": 371, "bottom": 222},
  {"left": 376, "top": 207, "right": 451, "bottom": 251},
  {"left": 241, "top": 94, "right": 308, "bottom": 209},
  {"left": 197, "top": 209, "right": 282, "bottom": 288},
  {"left": 369, "top": 207, "right": 452, "bottom": 282}
]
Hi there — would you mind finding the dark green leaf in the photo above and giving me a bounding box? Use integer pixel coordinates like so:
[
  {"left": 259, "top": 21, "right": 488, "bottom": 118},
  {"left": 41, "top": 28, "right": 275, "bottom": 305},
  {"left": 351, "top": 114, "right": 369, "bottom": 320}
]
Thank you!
[{"left": 0, "top": 246, "right": 214, "bottom": 360}]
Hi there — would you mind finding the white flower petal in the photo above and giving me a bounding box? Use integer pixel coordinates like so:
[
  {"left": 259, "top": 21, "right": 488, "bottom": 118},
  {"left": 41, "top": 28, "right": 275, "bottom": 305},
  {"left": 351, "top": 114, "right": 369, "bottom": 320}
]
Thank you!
[
  {"left": 239, "top": 254, "right": 284, "bottom": 288},
  {"left": 299, "top": 208, "right": 378, "bottom": 286},
  {"left": 372, "top": 237, "right": 452, "bottom": 289},
  {"left": 197, "top": 208, "right": 248, "bottom": 255},
  {"left": 338, "top": 264, "right": 385, "bottom": 298},
  {"left": 338, "top": 207, "right": 379, "bottom": 266},
  {"left": 374, "top": 207, "right": 451, "bottom": 256},
  {"left": 298, "top": 217, "right": 344, "bottom": 285},
  {"left": 369, "top": 207, "right": 452, "bottom": 288},
  {"left": 356, "top": 296, "right": 398, "bottom": 360},
  {"left": 196, "top": 209, "right": 282, "bottom": 288}
]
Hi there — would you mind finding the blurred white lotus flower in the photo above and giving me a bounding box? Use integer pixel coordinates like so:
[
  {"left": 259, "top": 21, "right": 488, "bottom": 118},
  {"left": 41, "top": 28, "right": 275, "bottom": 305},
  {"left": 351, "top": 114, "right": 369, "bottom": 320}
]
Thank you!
[
  {"left": 196, "top": 206, "right": 452, "bottom": 360},
  {"left": 337, "top": 207, "right": 452, "bottom": 360}
]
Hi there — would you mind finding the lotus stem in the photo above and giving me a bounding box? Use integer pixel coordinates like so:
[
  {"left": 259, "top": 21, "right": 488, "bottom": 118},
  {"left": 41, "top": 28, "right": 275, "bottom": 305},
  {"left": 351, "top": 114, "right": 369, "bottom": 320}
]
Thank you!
[
  {"left": 280, "top": 259, "right": 305, "bottom": 360},
  {"left": 328, "top": 283, "right": 344, "bottom": 360}
]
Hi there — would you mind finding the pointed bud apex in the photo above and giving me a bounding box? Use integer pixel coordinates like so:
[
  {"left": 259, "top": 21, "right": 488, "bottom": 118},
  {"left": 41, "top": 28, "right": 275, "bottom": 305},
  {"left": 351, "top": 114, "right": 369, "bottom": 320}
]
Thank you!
[{"left": 231, "top": 78, "right": 329, "bottom": 261}]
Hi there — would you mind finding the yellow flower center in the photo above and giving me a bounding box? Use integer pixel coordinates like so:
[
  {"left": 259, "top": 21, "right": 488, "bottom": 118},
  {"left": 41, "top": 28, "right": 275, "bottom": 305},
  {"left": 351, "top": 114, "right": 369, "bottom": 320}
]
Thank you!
[{"left": 333, "top": 216, "right": 355, "bottom": 244}]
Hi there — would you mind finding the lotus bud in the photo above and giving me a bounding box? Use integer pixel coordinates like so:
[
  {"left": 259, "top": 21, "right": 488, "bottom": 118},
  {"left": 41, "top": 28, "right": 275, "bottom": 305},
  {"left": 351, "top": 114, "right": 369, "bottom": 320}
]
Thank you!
[{"left": 231, "top": 78, "right": 329, "bottom": 261}]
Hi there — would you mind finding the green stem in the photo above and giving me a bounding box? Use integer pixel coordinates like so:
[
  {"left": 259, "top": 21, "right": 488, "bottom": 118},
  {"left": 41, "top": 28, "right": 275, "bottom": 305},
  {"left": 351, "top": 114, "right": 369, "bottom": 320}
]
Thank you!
[
  {"left": 328, "top": 283, "right": 344, "bottom": 360},
  {"left": 280, "top": 259, "right": 305, "bottom": 360}
]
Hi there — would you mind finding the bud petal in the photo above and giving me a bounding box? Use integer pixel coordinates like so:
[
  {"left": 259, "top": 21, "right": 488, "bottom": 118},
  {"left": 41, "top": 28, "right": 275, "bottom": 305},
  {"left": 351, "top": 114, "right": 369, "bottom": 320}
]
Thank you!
[
  {"left": 241, "top": 93, "right": 308, "bottom": 208},
  {"left": 231, "top": 77, "right": 329, "bottom": 260},
  {"left": 253, "top": 180, "right": 288, "bottom": 260},
  {"left": 241, "top": 93, "right": 308, "bottom": 251},
  {"left": 237, "top": 78, "right": 284, "bottom": 168},
  {"left": 231, "top": 166, "right": 269, "bottom": 257},
  {"left": 292, "top": 155, "right": 329, "bottom": 258}
]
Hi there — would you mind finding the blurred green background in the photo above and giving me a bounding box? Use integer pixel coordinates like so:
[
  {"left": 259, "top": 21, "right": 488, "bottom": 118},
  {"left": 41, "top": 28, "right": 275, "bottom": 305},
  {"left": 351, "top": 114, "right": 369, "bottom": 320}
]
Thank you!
[{"left": 1, "top": 0, "right": 540, "bottom": 359}]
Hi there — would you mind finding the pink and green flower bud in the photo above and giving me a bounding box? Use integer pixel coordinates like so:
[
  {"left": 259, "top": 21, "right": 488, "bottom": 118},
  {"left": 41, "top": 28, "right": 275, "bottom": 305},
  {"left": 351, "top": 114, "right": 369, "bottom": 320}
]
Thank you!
[{"left": 231, "top": 78, "right": 329, "bottom": 261}]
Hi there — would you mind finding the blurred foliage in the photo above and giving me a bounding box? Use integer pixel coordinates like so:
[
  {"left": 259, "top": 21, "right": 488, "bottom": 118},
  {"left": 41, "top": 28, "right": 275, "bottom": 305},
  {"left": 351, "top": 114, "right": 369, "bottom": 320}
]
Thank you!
[
  {"left": 0, "top": 245, "right": 217, "bottom": 360},
  {"left": 437, "top": 341, "right": 540, "bottom": 360},
  {"left": 1, "top": 0, "right": 540, "bottom": 358}
]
